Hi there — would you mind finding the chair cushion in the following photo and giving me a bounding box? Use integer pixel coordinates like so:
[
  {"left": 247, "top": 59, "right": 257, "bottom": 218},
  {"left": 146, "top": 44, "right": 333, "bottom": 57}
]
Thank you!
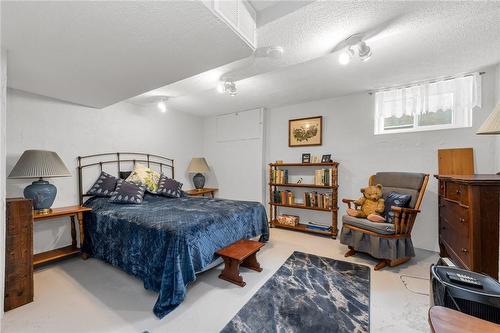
[
  {"left": 342, "top": 215, "right": 395, "bottom": 235},
  {"left": 374, "top": 172, "right": 425, "bottom": 208}
]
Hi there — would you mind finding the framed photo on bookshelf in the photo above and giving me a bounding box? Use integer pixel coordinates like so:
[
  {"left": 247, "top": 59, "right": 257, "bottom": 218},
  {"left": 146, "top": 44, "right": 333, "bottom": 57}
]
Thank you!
[
  {"left": 289, "top": 116, "right": 322, "bottom": 147},
  {"left": 321, "top": 154, "right": 331, "bottom": 163},
  {"left": 302, "top": 153, "right": 311, "bottom": 163}
]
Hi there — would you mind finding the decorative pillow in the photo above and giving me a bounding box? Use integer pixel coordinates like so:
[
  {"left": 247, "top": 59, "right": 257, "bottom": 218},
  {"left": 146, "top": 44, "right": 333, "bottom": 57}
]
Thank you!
[
  {"left": 87, "top": 172, "right": 118, "bottom": 197},
  {"left": 109, "top": 179, "right": 146, "bottom": 204},
  {"left": 125, "top": 163, "right": 161, "bottom": 193},
  {"left": 157, "top": 174, "right": 183, "bottom": 198},
  {"left": 383, "top": 191, "right": 412, "bottom": 224}
]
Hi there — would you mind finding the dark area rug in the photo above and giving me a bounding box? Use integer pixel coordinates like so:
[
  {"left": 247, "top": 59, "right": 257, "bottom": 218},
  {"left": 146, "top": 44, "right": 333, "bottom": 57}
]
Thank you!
[{"left": 221, "top": 251, "right": 370, "bottom": 333}]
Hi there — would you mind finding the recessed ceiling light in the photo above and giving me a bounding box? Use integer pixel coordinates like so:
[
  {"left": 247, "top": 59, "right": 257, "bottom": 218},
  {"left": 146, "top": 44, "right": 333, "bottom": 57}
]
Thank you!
[{"left": 266, "top": 46, "right": 284, "bottom": 59}]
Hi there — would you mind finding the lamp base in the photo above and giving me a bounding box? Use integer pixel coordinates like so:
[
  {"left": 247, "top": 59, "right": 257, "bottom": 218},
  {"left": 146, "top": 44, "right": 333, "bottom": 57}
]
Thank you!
[
  {"left": 24, "top": 179, "right": 57, "bottom": 211},
  {"left": 193, "top": 173, "right": 205, "bottom": 189}
]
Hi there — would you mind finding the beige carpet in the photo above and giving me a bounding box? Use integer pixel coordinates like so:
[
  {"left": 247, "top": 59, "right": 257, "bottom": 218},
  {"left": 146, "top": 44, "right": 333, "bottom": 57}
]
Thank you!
[{"left": 2, "top": 228, "right": 438, "bottom": 333}]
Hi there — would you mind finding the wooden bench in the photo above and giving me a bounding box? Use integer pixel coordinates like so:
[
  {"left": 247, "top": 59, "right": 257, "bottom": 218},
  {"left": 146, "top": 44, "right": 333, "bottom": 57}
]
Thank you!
[{"left": 216, "top": 239, "right": 264, "bottom": 287}]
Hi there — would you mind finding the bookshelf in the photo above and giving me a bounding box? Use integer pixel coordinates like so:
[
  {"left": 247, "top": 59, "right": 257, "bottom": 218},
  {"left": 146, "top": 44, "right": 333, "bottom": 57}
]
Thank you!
[{"left": 269, "top": 162, "right": 339, "bottom": 238}]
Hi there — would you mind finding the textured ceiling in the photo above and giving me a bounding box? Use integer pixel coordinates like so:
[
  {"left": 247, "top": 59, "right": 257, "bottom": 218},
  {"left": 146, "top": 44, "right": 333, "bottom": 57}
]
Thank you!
[
  {"left": 132, "top": 1, "right": 500, "bottom": 116},
  {"left": 2, "top": 1, "right": 254, "bottom": 108}
]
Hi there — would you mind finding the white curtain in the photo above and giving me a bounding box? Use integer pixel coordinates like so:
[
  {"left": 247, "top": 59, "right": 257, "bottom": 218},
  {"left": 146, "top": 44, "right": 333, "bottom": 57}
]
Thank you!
[{"left": 375, "top": 73, "right": 482, "bottom": 119}]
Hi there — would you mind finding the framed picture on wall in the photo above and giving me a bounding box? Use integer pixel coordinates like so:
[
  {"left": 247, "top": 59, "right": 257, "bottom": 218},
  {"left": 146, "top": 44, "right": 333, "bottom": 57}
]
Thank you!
[{"left": 289, "top": 116, "right": 322, "bottom": 147}]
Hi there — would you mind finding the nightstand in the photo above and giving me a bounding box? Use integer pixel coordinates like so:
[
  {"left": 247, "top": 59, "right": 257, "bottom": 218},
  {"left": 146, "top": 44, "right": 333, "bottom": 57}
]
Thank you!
[
  {"left": 186, "top": 188, "right": 218, "bottom": 198},
  {"left": 33, "top": 205, "right": 92, "bottom": 267}
]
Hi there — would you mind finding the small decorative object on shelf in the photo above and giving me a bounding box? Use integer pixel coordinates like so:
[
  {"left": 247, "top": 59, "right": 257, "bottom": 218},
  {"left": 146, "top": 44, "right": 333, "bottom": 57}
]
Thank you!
[
  {"left": 311, "top": 155, "right": 321, "bottom": 163},
  {"left": 276, "top": 214, "right": 299, "bottom": 227},
  {"left": 302, "top": 153, "right": 311, "bottom": 163},
  {"left": 275, "top": 160, "right": 283, "bottom": 164},
  {"left": 321, "top": 154, "right": 332, "bottom": 163},
  {"left": 269, "top": 161, "right": 339, "bottom": 238}
]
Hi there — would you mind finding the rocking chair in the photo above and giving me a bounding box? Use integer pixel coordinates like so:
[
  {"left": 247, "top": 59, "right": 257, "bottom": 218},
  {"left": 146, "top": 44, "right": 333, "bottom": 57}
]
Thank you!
[{"left": 340, "top": 172, "right": 429, "bottom": 270}]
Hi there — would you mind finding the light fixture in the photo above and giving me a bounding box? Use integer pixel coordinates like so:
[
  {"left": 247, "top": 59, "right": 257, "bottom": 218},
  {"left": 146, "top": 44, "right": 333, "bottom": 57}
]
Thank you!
[
  {"left": 216, "top": 79, "right": 238, "bottom": 96},
  {"left": 157, "top": 97, "right": 168, "bottom": 113},
  {"left": 338, "top": 47, "right": 354, "bottom": 65},
  {"left": 337, "top": 34, "right": 373, "bottom": 65},
  {"left": 266, "top": 46, "right": 284, "bottom": 59},
  {"left": 358, "top": 41, "right": 372, "bottom": 61}
]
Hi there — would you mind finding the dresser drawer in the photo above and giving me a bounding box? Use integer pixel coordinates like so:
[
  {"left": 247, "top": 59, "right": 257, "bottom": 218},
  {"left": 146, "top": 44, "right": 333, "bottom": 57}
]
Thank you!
[
  {"left": 439, "top": 197, "right": 469, "bottom": 232},
  {"left": 440, "top": 218, "right": 471, "bottom": 267},
  {"left": 444, "top": 182, "right": 469, "bottom": 205}
]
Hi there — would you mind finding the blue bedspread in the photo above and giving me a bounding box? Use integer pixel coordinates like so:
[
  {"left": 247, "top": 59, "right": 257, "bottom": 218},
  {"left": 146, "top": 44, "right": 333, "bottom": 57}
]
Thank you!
[{"left": 82, "top": 194, "right": 269, "bottom": 318}]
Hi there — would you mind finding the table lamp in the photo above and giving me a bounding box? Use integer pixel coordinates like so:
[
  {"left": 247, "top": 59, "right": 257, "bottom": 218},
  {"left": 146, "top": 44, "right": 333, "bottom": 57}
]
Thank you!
[
  {"left": 8, "top": 150, "right": 71, "bottom": 213},
  {"left": 187, "top": 157, "right": 209, "bottom": 189}
]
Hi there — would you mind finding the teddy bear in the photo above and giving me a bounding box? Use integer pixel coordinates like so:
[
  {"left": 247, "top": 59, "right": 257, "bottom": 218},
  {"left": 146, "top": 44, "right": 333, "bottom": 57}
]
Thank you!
[{"left": 347, "top": 184, "right": 386, "bottom": 222}]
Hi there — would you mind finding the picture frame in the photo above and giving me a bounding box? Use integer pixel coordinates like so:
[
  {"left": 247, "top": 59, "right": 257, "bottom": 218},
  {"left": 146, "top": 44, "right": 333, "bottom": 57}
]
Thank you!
[
  {"left": 321, "top": 154, "right": 331, "bottom": 163},
  {"left": 302, "top": 153, "right": 311, "bottom": 164},
  {"left": 289, "top": 116, "right": 322, "bottom": 147}
]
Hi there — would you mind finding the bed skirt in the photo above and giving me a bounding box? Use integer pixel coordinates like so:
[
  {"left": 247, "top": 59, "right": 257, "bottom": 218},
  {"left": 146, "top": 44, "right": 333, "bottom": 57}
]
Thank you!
[{"left": 339, "top": 226, "right": 415, "bottom": 260}]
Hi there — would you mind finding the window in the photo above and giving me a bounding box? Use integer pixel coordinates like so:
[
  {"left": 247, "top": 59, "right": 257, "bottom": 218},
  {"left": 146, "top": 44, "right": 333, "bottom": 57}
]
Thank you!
[{"left": 374, "top": 74, "right": 481, "bottom": 134}]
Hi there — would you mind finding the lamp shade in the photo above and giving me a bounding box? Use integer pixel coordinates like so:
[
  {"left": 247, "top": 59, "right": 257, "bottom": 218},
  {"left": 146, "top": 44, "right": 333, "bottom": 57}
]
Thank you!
[
  {"left": 187, "top": 157, "right": 209, "bottom": 173},
  {"left": 8, "top": 149, "right": 71, "bottom": 179},
  {"left": 477, "top": 104, "right": 500, "bottom": 135}
]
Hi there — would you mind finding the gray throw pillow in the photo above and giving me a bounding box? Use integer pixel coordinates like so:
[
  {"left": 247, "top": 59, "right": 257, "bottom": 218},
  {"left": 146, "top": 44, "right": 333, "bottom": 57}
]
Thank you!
[
  {"left": 87, "top": 172, "right": 118, "bottom": 197},
  {"left": 109, "top": 179, "right": 146, "bottom": 204},
  {"left": 157, "top": 174, "right": 183, "bottom": 198}
]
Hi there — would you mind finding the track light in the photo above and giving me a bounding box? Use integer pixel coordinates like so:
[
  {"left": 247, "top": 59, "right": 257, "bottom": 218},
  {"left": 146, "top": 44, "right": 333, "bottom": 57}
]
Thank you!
[
  {"left": 358, "top": 42, "right": 372, "bottom": 62},
  {"left": 217, "top": 79, "right": 238, "bottom": 96},
  {"left": 157, "top": 97, "right": 168, "bottom": 113},
  {"left": 338, "top": 39, "right": 372, "bottom": 65},
  {"left": 338, "top": 47, "right": 354, "bottom": 65}
]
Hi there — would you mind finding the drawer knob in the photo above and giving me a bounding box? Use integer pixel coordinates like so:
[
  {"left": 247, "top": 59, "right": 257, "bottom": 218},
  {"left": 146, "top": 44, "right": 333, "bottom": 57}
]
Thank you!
[
  {"left": 461, "top": 248, "right": 468, "bottom": 253},
  {"left": 456, "top": 189, "right": 461, "bottom": 195},
  {"left": 459, "top": 218, "right": 465, "bottom": 223}
]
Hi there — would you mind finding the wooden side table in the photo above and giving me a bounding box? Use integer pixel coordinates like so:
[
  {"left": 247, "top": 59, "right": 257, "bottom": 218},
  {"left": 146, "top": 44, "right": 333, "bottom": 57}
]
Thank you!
[
  {"left": 429, "top": 306, "right": 500, "bottom": 333},
  {"left": 186, "top": 188, "right": 218, "bottom": 198},
  {"left": 33, "top": 205, "right": 92, "bottom": 267}
]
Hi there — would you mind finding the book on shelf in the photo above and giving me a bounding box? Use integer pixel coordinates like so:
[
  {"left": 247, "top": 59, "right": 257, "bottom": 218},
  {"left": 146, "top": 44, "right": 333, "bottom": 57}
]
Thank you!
[
  {"left": 300, "top": 221, "right": 332, "bottom": 231},
  {"left": 314, "top": 168, "right": 336, "bottom": 186},
  {"left": 273, "top": 190, "right": 295, "bottom": 205},
  {"left": 302, "top": 192, "right": 333, "bottom": 209},
  {"left": 271, "top": 169, "right": 289, "bottom": 184}
]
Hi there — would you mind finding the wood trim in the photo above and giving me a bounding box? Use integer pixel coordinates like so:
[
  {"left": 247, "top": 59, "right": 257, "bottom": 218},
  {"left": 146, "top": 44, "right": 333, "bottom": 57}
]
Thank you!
[
  {"left": 269, "top": 162, "right": 338, "bottom": 167},
  {"left": 269, "top": 183, "right": 337, "bottom": 189},
  {"left": 288, "top": 115, "right": 323, "bottom": 147}
]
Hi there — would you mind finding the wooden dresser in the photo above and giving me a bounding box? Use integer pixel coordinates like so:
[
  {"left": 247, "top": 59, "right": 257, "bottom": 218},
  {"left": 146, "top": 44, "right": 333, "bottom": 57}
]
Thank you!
[
  {"left": 5, "top": 198, "right": 33, "bottom": 311},
  {"left": 435, "top": 175, "right": 500, "bottom": 278}
]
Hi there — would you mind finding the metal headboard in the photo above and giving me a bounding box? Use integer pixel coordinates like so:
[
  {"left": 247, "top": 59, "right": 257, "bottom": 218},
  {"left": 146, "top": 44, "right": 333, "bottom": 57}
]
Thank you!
[{"left": 77, "top": 152, "right": 174, "bottom": 205}]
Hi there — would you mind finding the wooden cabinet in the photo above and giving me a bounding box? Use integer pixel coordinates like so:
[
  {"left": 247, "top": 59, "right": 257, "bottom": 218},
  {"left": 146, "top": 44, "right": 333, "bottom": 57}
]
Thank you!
[
  {"left": 5, "top": 198, "right": 33, "bottom": 311},
  {"left": 435, "top": 175, "right": 500, "bottom": 279}
]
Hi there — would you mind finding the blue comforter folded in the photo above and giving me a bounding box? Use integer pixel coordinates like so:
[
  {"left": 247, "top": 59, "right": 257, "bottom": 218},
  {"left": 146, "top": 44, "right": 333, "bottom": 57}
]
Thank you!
[{"left": 82, "top": 194, "right": 269, "bottom": 318}]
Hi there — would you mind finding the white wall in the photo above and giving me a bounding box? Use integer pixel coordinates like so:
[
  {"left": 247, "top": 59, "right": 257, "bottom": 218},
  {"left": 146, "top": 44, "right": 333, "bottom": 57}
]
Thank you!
[
  {"left": 0, "top": 49, "right": 7, "bottom": 328},
  {"left": 264, "top": 66, "right": 497, "bottom": 252},
  {"left": 203, "top": 108, "right": 265, "bottom": 202},
  {"left": 6, "top": 89, "right": 203, "bottom": 254}
]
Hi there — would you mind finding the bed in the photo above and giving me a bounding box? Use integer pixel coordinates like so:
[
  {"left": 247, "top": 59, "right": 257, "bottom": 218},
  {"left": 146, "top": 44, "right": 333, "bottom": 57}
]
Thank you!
[{"left": 77, "top": 153, "right": 269, "bottom": 318}]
